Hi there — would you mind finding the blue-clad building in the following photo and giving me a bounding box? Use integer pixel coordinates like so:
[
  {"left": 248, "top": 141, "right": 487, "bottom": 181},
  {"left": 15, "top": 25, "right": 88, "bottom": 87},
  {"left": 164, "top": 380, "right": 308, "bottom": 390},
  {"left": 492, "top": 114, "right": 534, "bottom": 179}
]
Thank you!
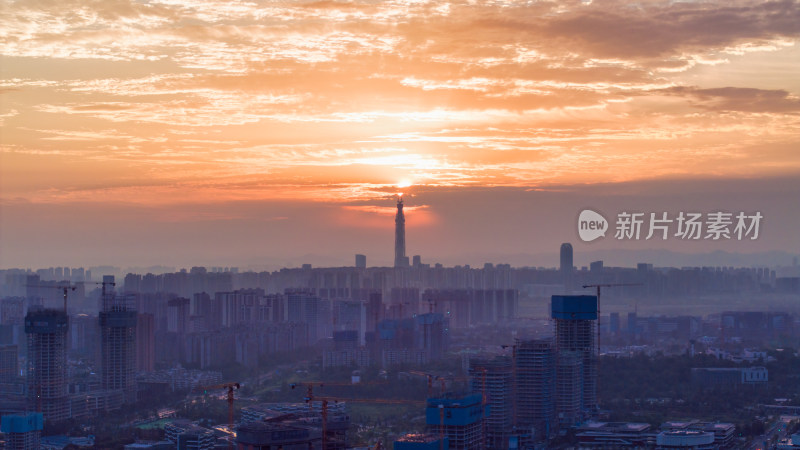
[
  {"left": 552, "top": 295, "right": 598, "bottom": 417},
  {"left": 426, "top": 394, "right": 486, "bottom": 450},
  {"left": 1, "top": 412, "right": 43, "bottom": 449}
]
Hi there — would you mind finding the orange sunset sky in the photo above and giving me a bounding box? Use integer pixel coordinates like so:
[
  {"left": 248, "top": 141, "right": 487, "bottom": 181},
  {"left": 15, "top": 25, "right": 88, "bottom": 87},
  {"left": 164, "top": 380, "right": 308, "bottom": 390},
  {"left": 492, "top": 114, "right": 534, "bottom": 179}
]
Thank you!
[{"left": 1, "top": 0, "right": 799, "bottom": 269}]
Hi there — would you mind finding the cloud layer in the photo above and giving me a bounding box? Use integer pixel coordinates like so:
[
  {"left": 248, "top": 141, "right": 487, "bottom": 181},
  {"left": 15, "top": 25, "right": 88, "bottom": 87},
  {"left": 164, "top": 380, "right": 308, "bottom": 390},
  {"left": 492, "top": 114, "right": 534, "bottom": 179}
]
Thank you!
[{"left": 1, "top": 0, "right": 799, "bottom": 265}]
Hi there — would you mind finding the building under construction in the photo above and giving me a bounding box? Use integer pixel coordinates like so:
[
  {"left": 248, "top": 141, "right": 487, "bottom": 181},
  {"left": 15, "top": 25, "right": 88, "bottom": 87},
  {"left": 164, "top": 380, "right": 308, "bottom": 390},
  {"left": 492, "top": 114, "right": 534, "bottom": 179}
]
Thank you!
[
  {"left": 514, "top": 338, "right": 556, "bottom": 441},
  {"left": 0, "top": 412, "right": 43, "bottom": 450},
  {"left": 555, "top": 350, "right": 583, "bottom": 427},
  {"left": 426, "top": 394, "right": 485, "bottom": 450},
  {"left": 24, "top": 307, "right": 69, "bottom": 422},
  {"left": 240, "top": 402, "right": 349, "bottom": 450},
  {"left": 100, "top": 276, "right": 138, "bottom": 404},
  {"left": 470, "top": 356, "right": 512, "bottom": 450},
  {"left": 552, "top": 295, "right": 597, "bottom": 416},
  {"left": 236, "top": 420, "right": 323, "bottom": 450}
]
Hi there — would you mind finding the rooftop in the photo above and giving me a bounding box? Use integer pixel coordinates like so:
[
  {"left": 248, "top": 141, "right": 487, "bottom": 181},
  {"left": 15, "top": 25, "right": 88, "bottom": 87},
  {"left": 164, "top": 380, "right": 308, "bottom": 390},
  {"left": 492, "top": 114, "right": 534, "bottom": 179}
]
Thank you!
[{"left": 580, "top": 422, "right": 652, "bottom": 433}]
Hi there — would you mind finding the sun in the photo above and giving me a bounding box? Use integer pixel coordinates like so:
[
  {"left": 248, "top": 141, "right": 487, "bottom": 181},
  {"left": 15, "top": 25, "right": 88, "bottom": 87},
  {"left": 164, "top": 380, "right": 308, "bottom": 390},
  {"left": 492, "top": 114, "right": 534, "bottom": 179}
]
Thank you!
[{"left": 397, "top": 180, "right": 412, "bottom": 188}]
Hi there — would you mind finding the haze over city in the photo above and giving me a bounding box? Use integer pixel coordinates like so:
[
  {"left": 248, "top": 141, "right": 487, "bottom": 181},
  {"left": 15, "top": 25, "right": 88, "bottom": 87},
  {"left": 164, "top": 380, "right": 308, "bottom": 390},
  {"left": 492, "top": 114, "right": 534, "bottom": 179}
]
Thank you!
[
  {"left": 4, "top": 3, "right": 800, "bottom": 449},
  {"left": 2, "top": 0, "right": 800, "bottom": 269}
]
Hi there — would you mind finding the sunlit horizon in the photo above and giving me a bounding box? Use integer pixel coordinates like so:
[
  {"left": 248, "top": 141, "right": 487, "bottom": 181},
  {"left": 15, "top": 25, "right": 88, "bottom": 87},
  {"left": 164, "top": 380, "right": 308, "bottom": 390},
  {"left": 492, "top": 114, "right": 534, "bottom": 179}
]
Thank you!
[{"left": 1, "top": 0, "right": 799, "bottom": 267}]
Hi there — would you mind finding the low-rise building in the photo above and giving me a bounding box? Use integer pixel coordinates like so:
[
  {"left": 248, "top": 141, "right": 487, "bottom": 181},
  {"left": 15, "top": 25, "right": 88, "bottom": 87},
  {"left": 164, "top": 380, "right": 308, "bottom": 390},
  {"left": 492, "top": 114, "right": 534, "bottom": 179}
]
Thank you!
[
  {"left": 576, "top": 422, "right": 654, "bottom": 448},
  {"left": 236, "top": 421, "right": 322, "bottom": 449},
  {"left": 164, "top": 419, "right": 215, "bottom": 450},
  {"left": 691, "top": 367, "right": 767, "bottom": 386},
  {"left": 661, "top": 421, "right": 735, "bottom": 448},
  {"left": 656, "top": 430, "right": 715, "bottom": 449}
]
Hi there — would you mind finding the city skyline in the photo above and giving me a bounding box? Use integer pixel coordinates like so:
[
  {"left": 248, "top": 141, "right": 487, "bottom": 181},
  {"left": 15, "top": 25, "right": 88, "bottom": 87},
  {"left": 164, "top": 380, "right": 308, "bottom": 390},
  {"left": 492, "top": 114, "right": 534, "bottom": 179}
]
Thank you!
[{"left": 2, "top": 0, "right": 800, "bottom": 268}]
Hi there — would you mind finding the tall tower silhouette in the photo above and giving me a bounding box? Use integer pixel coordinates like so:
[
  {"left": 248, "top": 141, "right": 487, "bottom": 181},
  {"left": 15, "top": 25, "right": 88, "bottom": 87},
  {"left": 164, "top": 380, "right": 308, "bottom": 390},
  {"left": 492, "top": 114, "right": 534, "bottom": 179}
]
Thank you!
[
  {"left": 99, "top": 276, "right": 138, "bottom": 403},
  {"left": 560, "top": 243, "right": 573, "bottom": 291},
  {"left": 25, "top": 307, "right": 69, "bottom": 422},
  {"left": 394, "top": 195, "right": 408, "bottom": 268}
]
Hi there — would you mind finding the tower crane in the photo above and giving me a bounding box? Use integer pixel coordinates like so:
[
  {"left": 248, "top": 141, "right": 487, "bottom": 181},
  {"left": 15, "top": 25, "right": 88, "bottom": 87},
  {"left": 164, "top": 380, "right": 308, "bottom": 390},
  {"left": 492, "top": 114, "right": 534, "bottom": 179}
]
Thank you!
[
  {"left": 26, "top": 283, "right": 76, "bottom": 313},
  {"left": 408, "top": 370, "right": 439, "bottom": 397},
  {"left": 305, "top": 395, "right": 427, "bottom": 450},
  {"left": 407, "top": 371, "right": 473, "bottom": 398},
  {"left": 195, "top": 382, "right": 240, "bottom": 450},
  {"left": 581, "top": 283, "right": 642, "bottom": 352},
  {"left": 290, "top": 380, "right": 389, "bottom": 416},
  {"left": 86, "top": 279, "right": 117, "bottom": 310},
  {"left": 86, "top": 279, "right": 116, "bottom": 297}
]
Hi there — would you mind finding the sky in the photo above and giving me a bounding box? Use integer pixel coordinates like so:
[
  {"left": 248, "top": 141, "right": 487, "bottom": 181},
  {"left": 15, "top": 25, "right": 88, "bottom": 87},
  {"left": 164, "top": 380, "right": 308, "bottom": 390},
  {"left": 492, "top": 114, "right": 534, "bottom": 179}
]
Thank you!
[{"left": 1, "top": 0, "right": 799, "bottom": 269}]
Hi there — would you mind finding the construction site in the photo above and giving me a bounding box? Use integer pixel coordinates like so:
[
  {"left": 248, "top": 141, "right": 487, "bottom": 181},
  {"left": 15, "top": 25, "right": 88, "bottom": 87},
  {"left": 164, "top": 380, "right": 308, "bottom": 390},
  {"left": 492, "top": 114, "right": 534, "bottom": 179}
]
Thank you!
[
  {"left": 513, "top": 338, "right": 556, "bottom": 442},
  {"left": 4, "top": 283, "right": 602, "bottom": 450},
  {"left": 24, "top": 307, "right": 70, "bottom": 423},
  {"left": 100, "top": 278, "right": 138, "bottom": 405}
]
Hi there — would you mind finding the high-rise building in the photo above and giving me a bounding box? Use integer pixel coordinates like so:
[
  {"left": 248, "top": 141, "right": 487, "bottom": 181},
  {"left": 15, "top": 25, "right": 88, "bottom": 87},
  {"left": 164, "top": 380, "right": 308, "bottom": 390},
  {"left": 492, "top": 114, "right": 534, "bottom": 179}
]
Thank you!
[
  {"left": 555, "top": 350, "right": 583, "bottom": 427},
  {"left": 0, "top": 412, "right": 43, "bottom": 450},
  {"left": 99, "top": 277, "right": 138, "bottom": 404},
  {"left": 627, "top": 312, "right": 638, "bottom": 337},
  {"left": 395, "top": 196, "right": 409, "bottom": 268},
  {"left": 469, "top": 290, "right": 518, "bottom": 325},
  {"left": 560, "top": 243, "right": 573, "bottom": 291},
  {"left": 0, "top": 344, "right": 19, "bottom": 382},
  {"left": 426, "top": 394, "right": 485, "bottom": 450},
  {"left": 355, "top": 254, "right": 367, "bottom": 269},
  {"left": 420, "top": 289, "right": 519, "bottom": 328},
  {"left": 552, "top": 295, "right": 598, "bottom": 416},
  {"left": 415, "top": 313, "right": 447, "bottom": 360},
  {"left": 1, "top": 297, "right": 25, "bottom": 325},
  {"left": 136, "top": 313, "right": 155, "bottom": 372},
  {"left": 470, "top": 357, "right": 512, "bottom": 450},
  {"left": 365, "top": 292, "right": 384, "bottom": 333},
  {"left": 25, "top": 307, "right": 69, "bottom": 422},
  {"left": 609, "top": 312, "right": 620, "bottom": 334},
  {"left": 167, "top": 297, "right": 190, "bottom": 333},
  {"left": 287, "top": 290, "right": 321, "bottom": 343},
  {"left": 515, "top": 338, "right": 556, "bottom": 441}
]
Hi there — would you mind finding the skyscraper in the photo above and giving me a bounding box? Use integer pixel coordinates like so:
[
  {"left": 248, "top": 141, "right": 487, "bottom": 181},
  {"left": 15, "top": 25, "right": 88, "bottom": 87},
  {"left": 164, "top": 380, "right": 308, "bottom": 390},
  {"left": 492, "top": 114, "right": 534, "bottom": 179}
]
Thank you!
[
  {"left": 99, "top": 276, "right": 138, "bottom": 403},
  {"left": 395, "top": 196, "right": 409, "bottom": 268},
  {"left": 555, "top": 350, "right": 583, "bottom": 427},
  {"left": 286, "top": 290, "right": 321, "bottom": 343},
  {"left": 25, "top": 307, "right": 69, "bottom": 422},
  {"left": 470, "top": 357, "right": 513, "bottom": 450},
  {"left": 355, "top": 254, "right": 367, "bottom": 269},
  {"left": 551, "top": 295, "right": 598, "bottom": 417},
  {"left": 559, "top": 243, "right": 573, "bottom": 291},
  {"left": 515, "top": 338, "right": 556, "bottom": 440}
]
